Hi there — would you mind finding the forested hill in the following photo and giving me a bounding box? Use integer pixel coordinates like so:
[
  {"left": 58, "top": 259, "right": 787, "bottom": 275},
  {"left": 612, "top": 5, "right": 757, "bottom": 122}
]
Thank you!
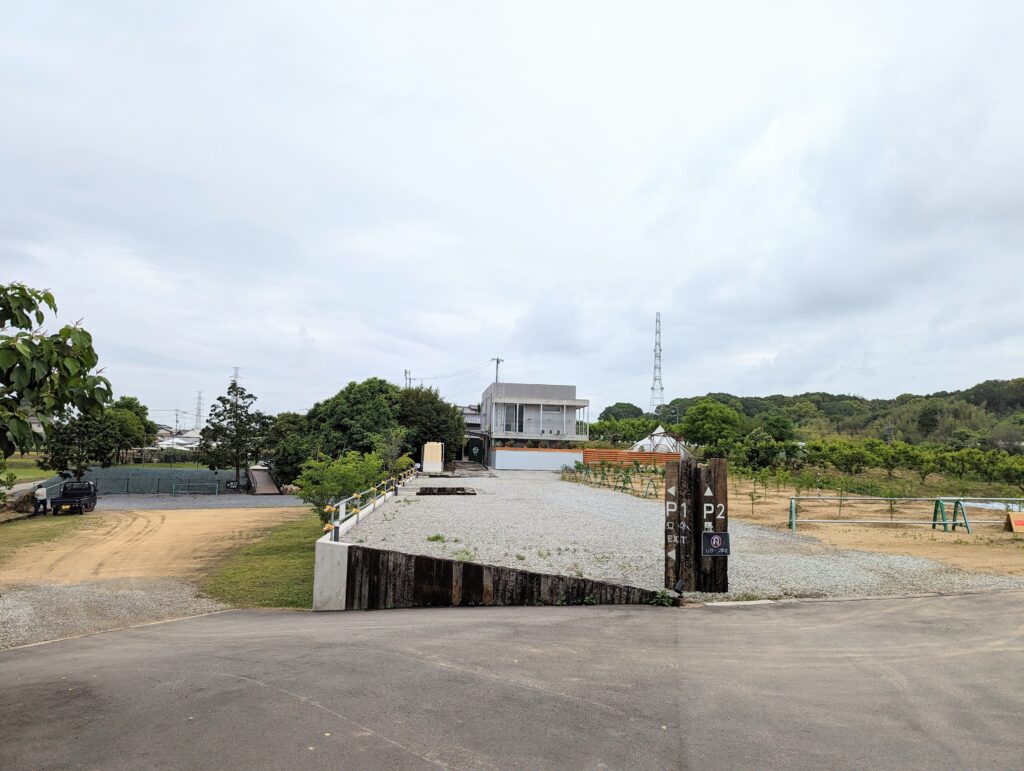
[{"left": 598, "top": 377, "right": 1024, "bottom": 446}]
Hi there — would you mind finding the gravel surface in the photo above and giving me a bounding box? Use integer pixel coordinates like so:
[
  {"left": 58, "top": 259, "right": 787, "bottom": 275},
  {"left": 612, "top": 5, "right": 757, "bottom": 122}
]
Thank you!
[
  {"left": 95, "top": 494, "right": 304, "bottom": 510},
  {"left": 348, "top": 471, "right": 1024, "bottom": 601},
  {"left": 0, "top": 579, "right": 227, "bottom": 649}
]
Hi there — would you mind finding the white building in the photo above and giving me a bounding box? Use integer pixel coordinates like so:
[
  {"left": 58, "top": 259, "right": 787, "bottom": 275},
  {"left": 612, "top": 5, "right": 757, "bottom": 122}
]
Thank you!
[{"left": 479, "top": 382, "right": 589, "bottom": 470}]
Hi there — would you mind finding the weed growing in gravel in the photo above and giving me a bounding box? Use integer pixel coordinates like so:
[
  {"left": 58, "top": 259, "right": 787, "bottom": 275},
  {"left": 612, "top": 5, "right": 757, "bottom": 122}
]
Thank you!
[
  {"left": 515, "top": 554, "right": 526, "bottom": 561},
  {"left": 536, "top": 549, "right": 551, "bottom": 560},
  {"left": 426, "top": 533, "right": 446, "bottom": 542},
  {"left": 451, "top": 547, "right": 475, "bottom": 562},
  {"left": 649, "top": 590, "right": 674, "bottom": 607}
]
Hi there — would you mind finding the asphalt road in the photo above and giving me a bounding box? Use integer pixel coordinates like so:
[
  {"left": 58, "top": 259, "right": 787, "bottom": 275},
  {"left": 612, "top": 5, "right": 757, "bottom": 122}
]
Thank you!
[{"left": 2, "top": 593, "right": 1022, "bottom": 770}]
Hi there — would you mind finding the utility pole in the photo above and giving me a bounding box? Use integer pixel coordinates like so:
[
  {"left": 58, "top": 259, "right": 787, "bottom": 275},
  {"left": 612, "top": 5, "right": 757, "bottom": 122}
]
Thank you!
[
  {"left": 194, "top": 391, "right": 203, "bottom": 430},
  {"left": 404, "top": 369, "right": 411, "bottom": 388},
  {"left": 231, "top": 366, "right": 240, "bottom": 385},
  {"left": 649, "top": 313, "right": 665, "bottom": 415},
  {"left": 491, "top": 357, "right": 504, "bottom": 384}
]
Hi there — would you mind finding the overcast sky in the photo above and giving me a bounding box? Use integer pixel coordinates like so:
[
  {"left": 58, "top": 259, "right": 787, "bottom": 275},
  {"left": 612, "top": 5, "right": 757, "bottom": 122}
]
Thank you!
[{"left": 3, "top": 2, "right": 1023, "bottom": 422}]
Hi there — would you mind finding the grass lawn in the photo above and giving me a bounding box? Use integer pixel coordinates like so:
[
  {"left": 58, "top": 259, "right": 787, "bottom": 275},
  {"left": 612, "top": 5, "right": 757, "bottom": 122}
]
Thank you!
[
  {"left": 3, "top": 454, "right": 49, "bottom": 484},
  {"left": 0, "top": 515, "right": 93, "bottom": 568},
  {"left": 202, "top": 511, "right": 323, "bottom": 609}
]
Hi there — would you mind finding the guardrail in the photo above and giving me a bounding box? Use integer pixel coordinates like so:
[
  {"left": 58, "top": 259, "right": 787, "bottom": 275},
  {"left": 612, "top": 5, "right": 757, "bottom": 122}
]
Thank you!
[
  {"left": 327, "top": 467, "right": 418, "bottom": 541},
  {"left": 788, "top": 496, "right": 1023, "bottom": 534}
]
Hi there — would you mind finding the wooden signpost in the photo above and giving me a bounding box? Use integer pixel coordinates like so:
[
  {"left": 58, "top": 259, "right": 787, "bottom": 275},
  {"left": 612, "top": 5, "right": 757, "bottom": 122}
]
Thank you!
[{"left": 664, "top": 457, "right": 728, "bottom": 594}]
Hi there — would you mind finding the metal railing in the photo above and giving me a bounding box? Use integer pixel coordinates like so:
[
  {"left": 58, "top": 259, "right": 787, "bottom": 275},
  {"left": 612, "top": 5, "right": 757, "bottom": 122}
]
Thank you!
[
  {"left": 328, "top": 467, "right": 418, "bottom": 541},
  {"left": 788, "top": 496, "right": 1023, "bottom": 533}
]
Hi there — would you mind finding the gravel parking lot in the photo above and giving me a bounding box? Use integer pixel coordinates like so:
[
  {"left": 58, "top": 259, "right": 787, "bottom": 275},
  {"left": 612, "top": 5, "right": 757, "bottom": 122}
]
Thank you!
[
  {"left": 348, "top": 471, "right": 1024, "bottom": 600},
  {"left": 0, "top": 579, "right": 226, "bottom": 649}
]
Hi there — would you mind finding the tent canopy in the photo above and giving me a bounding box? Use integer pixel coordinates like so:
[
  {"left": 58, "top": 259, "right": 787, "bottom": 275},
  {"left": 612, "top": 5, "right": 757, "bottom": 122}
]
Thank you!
[{"left": 629, "top": 426, "right": 687, "bottom": 455}]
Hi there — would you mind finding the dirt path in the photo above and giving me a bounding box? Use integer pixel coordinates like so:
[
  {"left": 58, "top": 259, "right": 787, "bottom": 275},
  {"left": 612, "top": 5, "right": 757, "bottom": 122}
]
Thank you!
[
  {"left": 0, "top": 506, "right": 307, "bottom": 586},
  {"left": 730, "top": 480, "right": 1024, "bottom": 576}
]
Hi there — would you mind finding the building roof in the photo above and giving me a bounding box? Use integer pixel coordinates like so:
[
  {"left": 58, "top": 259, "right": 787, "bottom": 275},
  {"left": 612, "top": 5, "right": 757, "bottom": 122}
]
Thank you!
[{"left": 482, "top": 382, "right": 587, "bottom": 404}]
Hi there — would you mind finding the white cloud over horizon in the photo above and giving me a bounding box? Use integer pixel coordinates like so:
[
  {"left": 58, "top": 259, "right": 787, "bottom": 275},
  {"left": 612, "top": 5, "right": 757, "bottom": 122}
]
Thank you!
[{"left": 2, "top": 1, "right": 1023, "bottom": 419}]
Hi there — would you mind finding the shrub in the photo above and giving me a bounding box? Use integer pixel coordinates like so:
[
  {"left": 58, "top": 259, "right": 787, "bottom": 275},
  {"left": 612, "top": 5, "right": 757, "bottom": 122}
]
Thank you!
[{"left": 295, "top": 451, "right": 386, "bottom": 523}]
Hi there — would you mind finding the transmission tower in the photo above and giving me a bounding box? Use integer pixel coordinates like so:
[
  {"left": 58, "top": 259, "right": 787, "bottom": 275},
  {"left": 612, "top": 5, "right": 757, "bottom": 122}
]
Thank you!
[
  {"left": 194, "top": 391, "right": 203, "bottom": 430},
  {"left": 649, "top": 312, "right": 665, "bottom": 415}
]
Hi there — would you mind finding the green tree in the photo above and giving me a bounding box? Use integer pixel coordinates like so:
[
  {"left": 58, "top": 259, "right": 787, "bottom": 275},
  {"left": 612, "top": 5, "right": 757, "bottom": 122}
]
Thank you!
[
  {"left": 738, "top": 428, "right": 781, "bottom": 471},
  {"left": 111, "top": 395, "right": 159, "bottom": 444},
  {"left": 295, "top": 451, "right": 386, "bottom": 522},
  {"left": 754, "top": 411, "right": 795, "bottom": 442},
  {"left": 265, "top": 411, "right": 312, "bottom": 485},
  {"left": 997, "top": 454, "right": 1024, "bottom": 493},
  {"left": 680, "top": 399, "right": 745, "bottom": 448},
  {"left": 826, "top": 441, "right": 876, "bottom": 475},
  {"left": 371, "top": 425, "right": 408, "bottom": 476},
  {"left": 1, "top": 282, "right": 111, "bottom": 493},
  {"left": 306, "top": 377, "right": 401, "bottom": 456},
  {"left": 863, "top": 439, "right": 913, "bottom": 479},
  {"left": 106, "top": 408, "right": 147, "bottom": 463},
  {"left": 905, "top": 445, "right": 939, "bottom": 483},
  {"left": 39, "top": 413, "right": 118, "bottom": 479},
  {"left": 198, "top": 380, "right": 271, "bottom": 488},
  {"left": 938, "top": 447, "right": 983, "bottom": 481},
  {"left": 598, "top": 402, "right": 643, "bottom": 421},
  {"left": 397, "top": 386, "right": 464, "bottom": 462}
]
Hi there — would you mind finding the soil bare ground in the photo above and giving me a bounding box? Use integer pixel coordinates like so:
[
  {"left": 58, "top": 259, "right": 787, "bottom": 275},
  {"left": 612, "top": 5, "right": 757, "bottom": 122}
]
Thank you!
[
  {"left": 730, "top": 479, "right": 1024, "bottom": 576},
  {"left": 0, "top": 506, "right": 308, "bottom": 587}
]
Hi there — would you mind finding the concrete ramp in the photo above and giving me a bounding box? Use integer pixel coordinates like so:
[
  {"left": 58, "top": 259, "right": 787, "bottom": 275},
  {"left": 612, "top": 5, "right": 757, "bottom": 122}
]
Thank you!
[{"left": 248, "top": 466, "right": 281, "bottom": 495}]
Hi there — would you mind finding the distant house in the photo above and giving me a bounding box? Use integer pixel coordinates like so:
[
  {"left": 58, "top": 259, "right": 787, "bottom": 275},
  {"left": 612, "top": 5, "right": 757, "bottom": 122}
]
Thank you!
[
  {"left": 477, "top": 382, "right": 590, "bottom": 470},
  {"left": 461, "top": 404, "right": 482, "bottom": 433}
]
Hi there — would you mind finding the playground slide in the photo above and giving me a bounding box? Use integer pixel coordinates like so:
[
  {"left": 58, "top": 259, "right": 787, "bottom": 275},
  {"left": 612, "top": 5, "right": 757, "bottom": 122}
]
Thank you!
[{"left": 248, "top": 466, "right": 282, "bottom": 495}]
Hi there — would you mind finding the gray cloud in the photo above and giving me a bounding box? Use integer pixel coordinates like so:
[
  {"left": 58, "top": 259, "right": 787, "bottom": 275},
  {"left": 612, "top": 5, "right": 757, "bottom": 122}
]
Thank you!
[{"left": 2, "top": 1, "right": 1022, "bottom": 417}]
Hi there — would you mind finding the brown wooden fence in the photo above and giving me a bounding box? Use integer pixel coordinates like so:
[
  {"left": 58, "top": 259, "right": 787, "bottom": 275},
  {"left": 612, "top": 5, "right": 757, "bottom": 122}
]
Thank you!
[
  {"left": 581, "top": 449, "right": 679, "bottom": 466},
  {"left": 344, "top": 545, "right": 657, "bottom": 610}
]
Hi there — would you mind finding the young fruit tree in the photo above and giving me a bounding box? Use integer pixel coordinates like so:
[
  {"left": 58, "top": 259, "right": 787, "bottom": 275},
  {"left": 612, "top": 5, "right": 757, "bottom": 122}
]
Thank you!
[
  {"left": 1, "top": 283, "right": 111, "bottom": 494},
  {"left": 198, "top": 380, "right": 271, "bottom": 489}
]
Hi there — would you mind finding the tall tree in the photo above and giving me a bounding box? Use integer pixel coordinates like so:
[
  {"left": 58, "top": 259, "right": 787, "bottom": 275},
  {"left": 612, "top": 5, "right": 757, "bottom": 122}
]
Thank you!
[
  {"left": 398, "top": 386, "right": 464, "bottom": 462},
  {"left": 680, "top": 399, "right": 745, "bottom": 449},
  {"left": 111, "top": 395, "right": 159, "bottom": 444},
  {"left": 106, "top": 408, "right": 147, "bottom": 463},
  {"left": 198, "top": 380, "right": 270, "bottom": 488},
  {"left": 39, "top": 413, "right": 119, "bottom": 479},
  {"left": 306, "top": 378, "right": 400, "bottom": 456},
  {"left": 1, "top": 283, "right": 111, "bottom": 494},
  {"left": 598, "top": 402, "right": 643, "bottom": 421},
  {"left": 265, "top": 411, "right": 312, "bottom": 485}
]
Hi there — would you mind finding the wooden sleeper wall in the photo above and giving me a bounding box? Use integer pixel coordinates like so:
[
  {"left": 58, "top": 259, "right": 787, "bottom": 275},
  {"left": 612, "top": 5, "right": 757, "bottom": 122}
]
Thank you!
[{"left": 344, "top": 545, "right": 657, "bottom": 610}]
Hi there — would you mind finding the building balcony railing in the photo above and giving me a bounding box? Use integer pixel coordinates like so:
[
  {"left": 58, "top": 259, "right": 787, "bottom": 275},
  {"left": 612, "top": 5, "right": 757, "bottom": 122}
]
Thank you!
[{"left": 491, "top": 426, "right": 589, "bottom": 440}]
